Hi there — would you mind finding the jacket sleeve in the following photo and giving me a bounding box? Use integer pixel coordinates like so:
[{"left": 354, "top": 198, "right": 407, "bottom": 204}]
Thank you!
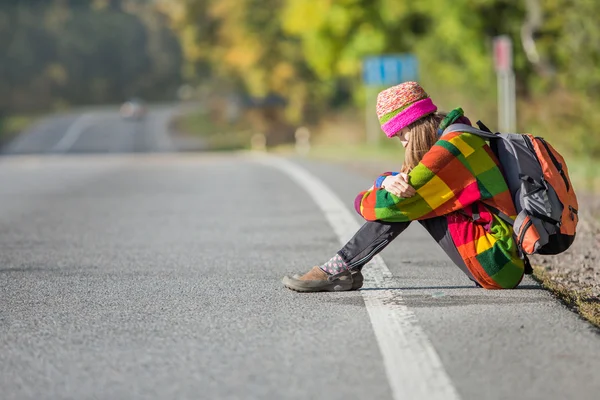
[
  {"left": 374, "top": 172, "right": 399, "bottom": 188},
  {"left": 354, "top": 147, "right": 482, "bottom": 222},
  {"left": 354, "top": 183, "right": 431, "bottom": 222}
]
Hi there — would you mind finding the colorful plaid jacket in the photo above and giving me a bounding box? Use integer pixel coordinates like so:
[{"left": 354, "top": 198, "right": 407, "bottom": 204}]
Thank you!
[{"left": 354, "top": 130, "right": 525, "bottom": 289}]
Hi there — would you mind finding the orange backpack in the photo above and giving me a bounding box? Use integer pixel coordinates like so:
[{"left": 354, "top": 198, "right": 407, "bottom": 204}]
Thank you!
[{"left": 444, "top": 122, "right": 579, "bottom": 256}]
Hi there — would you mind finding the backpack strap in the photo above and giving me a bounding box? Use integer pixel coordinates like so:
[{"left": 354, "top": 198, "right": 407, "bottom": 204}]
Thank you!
[
  {"left": 476, "top": 120, "right": 493, "bottom": 133},
  {"left": 523, "top": 254, "right": 533, "bottom": 274},
  {"left": 442, "top": 123, "right": 500, "bottom": 139},
  {"left": 484, "top": 204, "right": 515, "bottom": 226}
]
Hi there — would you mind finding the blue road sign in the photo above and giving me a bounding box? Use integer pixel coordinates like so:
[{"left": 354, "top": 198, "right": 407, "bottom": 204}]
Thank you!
[{"left": 362, "top": 54, "right": 418, "bottom": 86}]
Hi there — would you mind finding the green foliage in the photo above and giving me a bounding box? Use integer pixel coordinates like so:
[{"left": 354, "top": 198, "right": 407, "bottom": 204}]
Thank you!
[
  {"left": 0, "top": 0, "right": 183, "bottom": 116},
  {"left": 174, "top": 108, "right": 254, "bottom": 151},
  {"left": 165, "top": 0, "right": 531, "bottom": 118},
  {"left": 169, "top": 0, "right": 600, "bottom": 156},
  {"left": 0, "top": 113, "right": 38, "bottom": 146},
  {"left": 5, "top": 0, "right": 600, "bottom": 158},
  {"left": 539, "top": 0, "right": 600, "bottom": 93}
]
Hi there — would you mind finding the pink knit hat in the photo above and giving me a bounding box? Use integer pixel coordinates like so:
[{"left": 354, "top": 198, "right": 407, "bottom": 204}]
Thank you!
[{"left": 376, "top": 81, "right": 438, "bottom": 138}]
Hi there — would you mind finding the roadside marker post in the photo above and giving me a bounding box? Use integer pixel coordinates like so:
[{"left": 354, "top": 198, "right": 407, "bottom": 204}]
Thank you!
[
  {"left": 494, "top": 35, "right": 517, "bottom": 132},
  {"left": 362, "top": 55, "right": 419, "bottom": 144}
]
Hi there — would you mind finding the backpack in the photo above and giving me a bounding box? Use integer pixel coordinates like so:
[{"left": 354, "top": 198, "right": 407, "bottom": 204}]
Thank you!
[{"left": 443, "top": 122, "right": 579, "bottom": 257}]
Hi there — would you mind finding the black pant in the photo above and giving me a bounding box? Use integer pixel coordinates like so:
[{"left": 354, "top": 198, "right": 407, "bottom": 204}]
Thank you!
[{"left": 337, "top": 218, "right": 476, "bottom": 282}]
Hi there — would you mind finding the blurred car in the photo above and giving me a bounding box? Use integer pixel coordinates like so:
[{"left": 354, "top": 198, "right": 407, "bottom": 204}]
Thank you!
[{"left": 120, "top": 98, "right": 147, "bottom": 120}]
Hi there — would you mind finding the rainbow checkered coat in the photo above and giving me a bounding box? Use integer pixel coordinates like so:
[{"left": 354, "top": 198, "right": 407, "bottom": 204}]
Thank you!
[{"left": 354, "top": 130, "right": 525, "bottom": 289}]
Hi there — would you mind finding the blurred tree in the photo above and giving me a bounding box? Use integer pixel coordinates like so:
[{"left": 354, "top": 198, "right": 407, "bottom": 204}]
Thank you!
[
  {"left": 160, "top": 0, "right": 311, "bottom": 122},
  {"left": 535, "top": 0, "right": 600, "bottom": 94},
  {"left": 0, "top": 0, "right": 182, "bottom": 128},
  {"left": 163, "top": 0, "right": 530, "bottom": 122},
  {"left": 5, "top": 0, "right": 600, "bottom": 154}
]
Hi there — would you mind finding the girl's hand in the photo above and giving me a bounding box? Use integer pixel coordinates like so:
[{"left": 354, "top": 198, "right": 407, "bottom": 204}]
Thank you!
[{"left": 382, "top": 173, "right": 415, "bottom": 198}]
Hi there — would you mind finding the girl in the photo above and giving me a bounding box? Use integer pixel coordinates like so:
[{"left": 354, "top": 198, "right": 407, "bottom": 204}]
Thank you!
[{"left": 282, "top": 81, "right": 525, "bottom": 292}]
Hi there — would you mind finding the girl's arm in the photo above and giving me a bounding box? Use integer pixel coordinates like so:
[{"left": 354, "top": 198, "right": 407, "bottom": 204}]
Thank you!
[{"left": 355, "top": 158, "right": 480, "bottom": 222}]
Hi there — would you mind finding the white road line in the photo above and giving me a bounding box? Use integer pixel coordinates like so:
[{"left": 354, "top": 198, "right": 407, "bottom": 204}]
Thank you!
[
  {"left": 51, "top": 114, "right": 95, "bottom": 153},
  {"left": 257, "top": 155, "right": 461, "bottom": 400}
]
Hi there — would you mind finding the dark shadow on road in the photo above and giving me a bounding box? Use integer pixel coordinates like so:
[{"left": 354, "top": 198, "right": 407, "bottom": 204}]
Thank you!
[
  {"left": 359, "top": 284, "right": 541, "bottom": 291},
  {"left": 322, "top": 284, "right": 549, "bottom": 308},
  {"left": 324, "top": 293, "right": 552, "bottom": 308},
  {"left": 398, "top": 294, "right": 551, "bottom": 308}
]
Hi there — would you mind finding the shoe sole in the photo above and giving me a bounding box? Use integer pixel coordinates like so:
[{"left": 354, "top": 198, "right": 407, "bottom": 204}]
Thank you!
[
  {"left": 292, "top": 272, "right": 365, "bottom": 290},
  {"left": 290, "top": 273, "right": 364, "bottom": 290},
  {"left": 282, "top": 276, "right": 353, "bottom": 292},
  {"left": 286, "top": 272, "right": 364, "bottom": 292}
]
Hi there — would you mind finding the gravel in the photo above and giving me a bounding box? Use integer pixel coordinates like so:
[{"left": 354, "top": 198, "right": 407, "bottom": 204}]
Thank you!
[{"left": 531, "top": 193, "right": 600, "bottom": 299}]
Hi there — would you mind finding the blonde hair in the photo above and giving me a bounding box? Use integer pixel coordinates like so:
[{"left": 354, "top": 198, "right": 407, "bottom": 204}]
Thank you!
[{"left": 401, "top": 112, "right": 446, "bottom": 174}]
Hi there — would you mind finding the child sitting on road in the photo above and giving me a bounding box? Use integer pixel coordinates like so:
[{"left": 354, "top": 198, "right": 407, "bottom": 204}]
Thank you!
[{"left": 282, "top": 81, "right": 525, "bottom": 292}]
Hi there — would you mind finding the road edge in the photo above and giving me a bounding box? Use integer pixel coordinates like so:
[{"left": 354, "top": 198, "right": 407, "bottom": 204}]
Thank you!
[
  {"left": 531, "top": 265, "right": 600, "bottom": 328},
  {"left": 255, "top": 154, "right": 462, "bottom": 400}
]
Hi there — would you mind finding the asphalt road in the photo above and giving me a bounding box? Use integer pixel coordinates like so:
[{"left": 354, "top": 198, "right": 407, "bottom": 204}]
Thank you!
[
  {"left": 3, "top": 105, "right": 178, "bottom": 155},
  {"left": 1, "top": 108, "right": 600, "bottom": 400}
]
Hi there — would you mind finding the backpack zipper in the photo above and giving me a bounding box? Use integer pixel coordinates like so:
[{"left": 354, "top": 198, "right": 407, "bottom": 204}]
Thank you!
[
  {"left": 536, "top": 137, "right": 570, "bottom": 192},
  {"left": 569, "top": 205, "right": 578, "bottom": 221}
]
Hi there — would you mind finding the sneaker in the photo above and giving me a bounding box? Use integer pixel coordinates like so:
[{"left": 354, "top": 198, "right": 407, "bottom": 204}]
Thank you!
[
  {"left": 282, "top": 267, "right": 353, "bottom": 292},
  {"left": 292, "top": 269, "right": 363, "bottom": 290}
]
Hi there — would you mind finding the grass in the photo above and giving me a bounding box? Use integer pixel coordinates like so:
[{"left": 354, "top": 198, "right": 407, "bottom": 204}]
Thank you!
[
  {"left": 279, "top": 139, "right": 600, "bottom": 194},
  {"left": 273, "top": 140, "right": 405, "bottom": 164},
  {"left": 532, "top": 265, "right": 600, "bottom": 329},
  {"left": 174, "top": 109, "right": 254, "bottom": 151},
  {"left": 177, "top": 102, "right": 599, "bottom": 193},
  {"left": 566, "top": 156, "right": 600, "bottom": 194},
  {"left": 0, "top": 114, "right": 39, "bottom": 145}
]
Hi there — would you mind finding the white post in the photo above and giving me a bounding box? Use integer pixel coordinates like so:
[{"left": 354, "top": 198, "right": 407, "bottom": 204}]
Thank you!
[
  {"left": 508, "top": 70, "right": 517, "bottom": 132},
  {"left": 294, "top": 126, "right": 311, "bottom": 156},
  {"left": 494, "top": 35, "right": 517, "bottom": 132},
  {"left": 250, "top": 133, "right": 266, "bottom": 151},
  {"left": 497, "top": 71, "right": 505, "bottom": 131}
]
